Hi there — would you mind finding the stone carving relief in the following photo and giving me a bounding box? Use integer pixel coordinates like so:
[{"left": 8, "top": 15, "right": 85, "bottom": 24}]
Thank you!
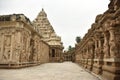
[
  {"left": 88, "top": 40, "right": 95, "bottom": 59},
  {"left": 74, "top": 1, "right": 120, "bottom": 79},
  {"left": 3, "top": 35, "right": 11, "bottom": 62},
  {"left": 109, "top": 29, "right": 120, "bottom": 58},
  {"left": 20, "top": 29, "right": 31, "bottom": 62},
  {"left": 103, "top": 31, "right": 110, "bottom": 58},
  {"left": 0, "top": 28, "right": 19, "bottom": 63},
  {"left": 32, "top": 35, "right": 41, "bottom": 62},
  {"left": 0, "top": 28, "right": 13, "bottom": 62},
  {"left": 0, "top": 13, "right": 51, "bottom": 68}
]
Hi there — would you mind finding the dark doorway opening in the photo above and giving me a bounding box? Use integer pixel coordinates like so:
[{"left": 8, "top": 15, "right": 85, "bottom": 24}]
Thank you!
[{"left": 52, "top": 49, "right": 55, "bottom": 57}]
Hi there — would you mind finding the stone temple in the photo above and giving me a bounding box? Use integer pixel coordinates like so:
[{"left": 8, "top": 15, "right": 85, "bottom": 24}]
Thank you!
[
  {"left": 33, "top": 9, "right": 64, "bottom": 62},
  {"left": 0, "top": 0, "right": 120, "bottom": 80},
  {"left": 0, "top": 9, "right": 63, "bottom": 68}
]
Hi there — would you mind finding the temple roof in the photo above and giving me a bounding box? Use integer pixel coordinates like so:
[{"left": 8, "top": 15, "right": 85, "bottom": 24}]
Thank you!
[
  {"left": 0, "top": 14, "right": 32, "bottom": 26},
  {"left": 33, "top": 9, "right": 63, "bottom": 47}
]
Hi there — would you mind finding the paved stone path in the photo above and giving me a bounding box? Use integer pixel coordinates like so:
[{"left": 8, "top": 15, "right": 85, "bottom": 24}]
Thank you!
[{"left": 0, "top": 62, "right": 99, "bottom": 80}]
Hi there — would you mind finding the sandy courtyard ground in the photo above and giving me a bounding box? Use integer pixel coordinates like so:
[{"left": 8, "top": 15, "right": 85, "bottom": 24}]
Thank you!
[{"left": 0, "top": 62, "right": 99, "bottom": 80}]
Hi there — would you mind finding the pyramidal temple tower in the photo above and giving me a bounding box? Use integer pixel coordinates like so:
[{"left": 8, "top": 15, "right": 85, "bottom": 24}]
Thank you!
[{"left": 33, "top": 9, "right": 64, "bottom": 62}]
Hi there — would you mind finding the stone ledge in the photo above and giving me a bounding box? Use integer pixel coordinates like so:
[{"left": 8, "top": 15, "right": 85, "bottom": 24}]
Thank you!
[{"left": 103, "top": 58, "right": 120, "bottom": 62}]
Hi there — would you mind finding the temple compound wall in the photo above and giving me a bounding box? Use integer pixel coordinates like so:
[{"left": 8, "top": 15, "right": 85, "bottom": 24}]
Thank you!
[
  {"left": 75, "top": 0, "right": 120, "bottom": 80},
  {"left": 0, "top": 14, "right": 49, "bottom": 68},
  {"left": 63, "top": 49, "right": 75, "bottom": 62}
]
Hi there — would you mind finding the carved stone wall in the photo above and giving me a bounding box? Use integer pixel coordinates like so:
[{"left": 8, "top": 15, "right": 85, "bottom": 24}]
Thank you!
[
  {"left": 49, "top": 46, "right": 63, "bottom": 62},
  {"left": 0, "top": 14, "right": 50, "bottom": 68},
  {"left": 75, "top": 0, "right": 120, "bottom": 80},
  {"left": 33, "top": 9, "right": 64, "bottom": 62},
  {"left": 0, "top": 27, "right": 21, "bottom": 64}
]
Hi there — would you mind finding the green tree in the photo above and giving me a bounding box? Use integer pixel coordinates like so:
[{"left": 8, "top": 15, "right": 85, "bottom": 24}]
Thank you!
[
  {"left": 68, "top": 45, "right": 72, "bottom": 51},
  {"left": 76, "top": 36, "right": 81, "bottom": 43}
]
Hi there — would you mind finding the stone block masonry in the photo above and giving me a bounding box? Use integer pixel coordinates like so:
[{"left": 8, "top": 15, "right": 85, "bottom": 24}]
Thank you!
[
  {"left": 75, "top": 0, "right": 120, "bottom": 80},
  {"left": 0, "top": 14, "right": 50, "bottom": 68},
  {"left": 33, "top": 9, "right": 64, "bottom": 62}
]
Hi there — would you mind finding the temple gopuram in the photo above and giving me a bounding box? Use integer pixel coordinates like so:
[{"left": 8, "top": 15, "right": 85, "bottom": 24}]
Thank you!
[
  {"left": 0, "top": 9, "right": 63, "bottom": 68},
  {"left": 75, "top": 0, "right": 120, "bottom": 80}
]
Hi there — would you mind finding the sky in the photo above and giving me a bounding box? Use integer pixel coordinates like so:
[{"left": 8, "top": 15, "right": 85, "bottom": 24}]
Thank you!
[{"left": 0, "top": 0, "right": 110, "bottom": 50}]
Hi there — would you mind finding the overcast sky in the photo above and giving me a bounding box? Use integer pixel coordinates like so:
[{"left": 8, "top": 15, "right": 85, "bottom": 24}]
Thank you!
[{"left": 0, "top": 0, "right": 110, "bottom": 50}]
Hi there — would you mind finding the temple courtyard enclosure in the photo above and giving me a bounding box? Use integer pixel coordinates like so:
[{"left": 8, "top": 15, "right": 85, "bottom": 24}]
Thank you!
[{"left": 0, "top": 62, "right": 100, "bottom": 80}]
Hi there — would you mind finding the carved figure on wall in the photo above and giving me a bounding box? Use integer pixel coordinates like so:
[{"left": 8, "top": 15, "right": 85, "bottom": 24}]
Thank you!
[
  {"left": 5, "top": 35, "right": 11, "bottom": 47},
  {"left": 110, "top": 34, "right": 120, "bottom": 58},
  {"left": 2, "top": 35, "right": 12, "bottom": 62},
  {"left": 14, "top": 44, "right": 21, "bottom": 62},
  {"left": 3, "top": 48, "right": 10, "bottom": 62}
]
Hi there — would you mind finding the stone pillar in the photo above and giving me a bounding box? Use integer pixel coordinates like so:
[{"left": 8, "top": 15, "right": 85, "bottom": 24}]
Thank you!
[
  {"left": 109, "top": 29, "right": 117, "bottom": 58},
  {"left": 87, "top": 40, "right": 94, "bottom": 71},
  {"left": 94, "top": 40, "right": 98, "bottom": 59},
  {"left": 84, "top": 47, "right": 88, "bottom": 69},
  {"left": 92, "top": 32, "right": 104, "bottom": 75},
  {"left": 102, "top": 28, "right": 120, "bottom": 80},
  {"left": 103, "top": 31, "right": 110, "bottom": 58}
]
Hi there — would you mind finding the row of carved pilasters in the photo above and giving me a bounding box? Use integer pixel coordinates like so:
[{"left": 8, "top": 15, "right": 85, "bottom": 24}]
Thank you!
[
  {"left": 102, "top": 28, "right": 120, "bottom": 80},
  {"left": 103, "top": 28, "right": 120, "bottom": 58},
  {"left": 75, "top": 1, "right": 120, "bottom": 79}
]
